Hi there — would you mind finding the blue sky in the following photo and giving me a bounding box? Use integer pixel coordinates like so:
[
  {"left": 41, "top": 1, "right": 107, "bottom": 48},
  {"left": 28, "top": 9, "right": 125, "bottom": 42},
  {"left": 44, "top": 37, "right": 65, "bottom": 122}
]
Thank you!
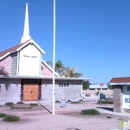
[{"left": 0, "top": 0, "right": 130, "bottom": 83}]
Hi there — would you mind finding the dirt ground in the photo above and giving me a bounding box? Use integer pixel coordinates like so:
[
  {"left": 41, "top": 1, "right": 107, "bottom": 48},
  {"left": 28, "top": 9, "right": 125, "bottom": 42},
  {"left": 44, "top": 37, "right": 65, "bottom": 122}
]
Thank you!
[{"left": 0, "top": 103, "right": 129, "bottom": 130}]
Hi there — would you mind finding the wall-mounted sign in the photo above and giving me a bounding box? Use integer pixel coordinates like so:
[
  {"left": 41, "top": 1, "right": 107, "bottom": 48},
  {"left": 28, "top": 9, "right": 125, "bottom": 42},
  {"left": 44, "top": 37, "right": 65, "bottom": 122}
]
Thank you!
[{"left": 123, "top": 86, "right": 130, "bottom": 109}]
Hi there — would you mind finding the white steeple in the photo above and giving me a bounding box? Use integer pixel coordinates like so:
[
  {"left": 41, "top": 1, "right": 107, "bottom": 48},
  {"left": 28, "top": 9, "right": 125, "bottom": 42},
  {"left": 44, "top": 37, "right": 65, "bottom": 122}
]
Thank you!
[{"left": 21, "top": 3, "right": 31, "bottom": 43}]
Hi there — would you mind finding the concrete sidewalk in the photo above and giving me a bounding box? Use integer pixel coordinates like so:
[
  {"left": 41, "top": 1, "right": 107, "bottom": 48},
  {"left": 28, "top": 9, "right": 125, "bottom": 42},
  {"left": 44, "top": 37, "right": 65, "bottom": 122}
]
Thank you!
[{"left": 39, "top": 101, "right": 130, "bottom": 117}]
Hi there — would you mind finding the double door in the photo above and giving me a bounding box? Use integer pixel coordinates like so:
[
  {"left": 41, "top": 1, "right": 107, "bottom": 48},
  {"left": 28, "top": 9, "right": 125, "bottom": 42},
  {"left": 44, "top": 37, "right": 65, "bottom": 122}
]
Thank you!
[{"left": 23, "top": 84, "right": 38, "bottom": 101}]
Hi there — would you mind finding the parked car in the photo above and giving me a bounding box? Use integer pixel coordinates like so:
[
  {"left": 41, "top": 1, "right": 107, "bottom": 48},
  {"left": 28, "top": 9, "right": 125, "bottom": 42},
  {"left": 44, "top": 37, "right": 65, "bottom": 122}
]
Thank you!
[{"left": 100, "top": 93, "right": 105, "bottom": 99}]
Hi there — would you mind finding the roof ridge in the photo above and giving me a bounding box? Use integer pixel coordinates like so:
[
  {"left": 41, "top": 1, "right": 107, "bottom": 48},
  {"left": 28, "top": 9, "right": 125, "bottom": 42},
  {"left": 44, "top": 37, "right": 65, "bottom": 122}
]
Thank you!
[
  {"left": 0, "top": 39, "right": 30, "bottom": 59},
  {"left": 110, "top": 77, "right": 130, "bottom": 83}
]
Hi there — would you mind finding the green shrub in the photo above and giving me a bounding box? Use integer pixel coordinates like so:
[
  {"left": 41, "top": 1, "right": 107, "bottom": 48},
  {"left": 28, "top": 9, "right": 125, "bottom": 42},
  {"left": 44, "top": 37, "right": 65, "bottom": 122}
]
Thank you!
[
  {"left": 5, "top": 102, "right": 14, "bottom": 106},
  {"left": 79, "top": 99, "right": 83, "bottom": 102},
  {"left": 107, "top": 116, "right": 112, "bottom": 118},
  {"left": 3, "top": 115, "right": 20, "bottom": 122},
  {"left": 55, "top": 100, "right": 60, "bottom": 103},
  {"left": 71, "top": 101, "right": 80, "bottom": 104},
  {"left": 98, "top": 99, "right": 113, "bottom": 104},
  {"left": 30, "top": 103, "right": 38, "bottom": 106},
  {"left": 81, "top": 109, "right": 100, "bottom": 115},
  {"left": 0, "top": 113, "right": 7, "bottom": 118},
  {"left": 67, "top": 100, "right": 72, "bottom": 102},
  {"left": 17, "top": 102, "right": 24, "bottom": 104}
]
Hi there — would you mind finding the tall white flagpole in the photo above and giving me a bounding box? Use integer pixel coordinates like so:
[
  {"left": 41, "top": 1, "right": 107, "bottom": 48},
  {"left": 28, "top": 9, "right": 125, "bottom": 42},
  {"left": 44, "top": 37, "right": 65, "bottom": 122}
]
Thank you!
[{"left": 52, "top": 0, "right": 56, "bottom": 115}]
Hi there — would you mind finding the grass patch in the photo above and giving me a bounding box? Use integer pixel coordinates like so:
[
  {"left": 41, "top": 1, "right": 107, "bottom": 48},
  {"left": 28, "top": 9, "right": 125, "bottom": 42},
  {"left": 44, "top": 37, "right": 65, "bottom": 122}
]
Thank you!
[
  {"left": 5, "top": 102, "right": 14, "bottom": 106},
  {"left": 10, "top": 106, "right": 32, "bottom": 109},
  {"left": 0, "top": 113, "right": 7, "bottom": 118},
  {"left": 0, "top": 113, "right": 20, "bottom": 122},
  {"left": 71, "top": 101, "right": 80, "bottom": 104},
  {"left": 98, "top": 99, "right": 113, "bottom": 104},
  {"left": 30, "top": 103, "right": 38, "bottom": 106},
  {"left": 107, "top": 116, "right": 112, "bottom": 118},
  {"left": 81, "top": 109, "right": 100, "bottom": 115},
  {"left": 70, "top": 100, "right": 83, "bottom": 104},
  {"left": 3, "top": 115, "right": 20, "bottom": 122},
  {"left": 17, "top": 102, "right": 24, "bottom": 104}
]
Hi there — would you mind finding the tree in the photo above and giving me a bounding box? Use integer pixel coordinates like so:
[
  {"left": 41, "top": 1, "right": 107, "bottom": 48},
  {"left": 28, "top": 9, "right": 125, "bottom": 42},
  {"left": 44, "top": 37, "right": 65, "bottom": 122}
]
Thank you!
[
  {"left": 46, "top": 60, "right": 65, "bottom": 74},
  {"left": 55, "top": 60, "right": 64, "bottom": 74},
  {"left": 0, "top": 66, "right": 9, "bottom": 90},
  {"left": 46, "top": 61, "right": 53, "bottom": 68},
  {"left": 46, "top": 60, "right": 83, "bottom": 78},
  {"left": 0, "top": 67, "right": 8, "bottom": 75},
  {"left": 82, "top": 81, "right": 90, "bottom": 90},
  {"left": 107, "top": 83, "right": 113, "bottom": 90},
  {"left": 60, "top": 67, "right": 83, "bottom": 77}
]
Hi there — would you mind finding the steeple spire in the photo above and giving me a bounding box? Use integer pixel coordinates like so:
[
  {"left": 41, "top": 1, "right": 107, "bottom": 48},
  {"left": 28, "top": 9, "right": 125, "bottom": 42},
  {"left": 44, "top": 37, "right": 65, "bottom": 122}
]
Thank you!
[{"left": 21, "top": 3, "right": 31, "bottom": 43}]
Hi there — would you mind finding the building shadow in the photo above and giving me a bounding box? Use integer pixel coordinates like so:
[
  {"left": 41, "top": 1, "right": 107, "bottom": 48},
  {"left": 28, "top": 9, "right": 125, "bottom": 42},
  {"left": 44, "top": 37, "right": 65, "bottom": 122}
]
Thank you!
[
  {"left": 65, "top": 127, "right": 82, "bottom": 130},
  {"left": 96, "top": 107, "right": 113, "bottom": 112},
  {"left": 38, "top": 102, "right": 52, "bottom": 114}
]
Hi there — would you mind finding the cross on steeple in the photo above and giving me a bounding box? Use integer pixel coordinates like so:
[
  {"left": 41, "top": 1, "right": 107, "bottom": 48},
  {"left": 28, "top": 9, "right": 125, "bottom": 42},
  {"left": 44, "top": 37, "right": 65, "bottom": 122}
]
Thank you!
[{"left": 21, "top": 3, "right": 31, "bottom": 43}]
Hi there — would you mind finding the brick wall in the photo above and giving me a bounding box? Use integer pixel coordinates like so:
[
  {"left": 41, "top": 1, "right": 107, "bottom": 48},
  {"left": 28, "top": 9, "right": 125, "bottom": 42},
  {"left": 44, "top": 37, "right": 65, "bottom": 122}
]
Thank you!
[
  {"left": 41, "top": 62, "right": 59, "bottom": 77},
  {"left": 0, "top": 78, "right": 21, "bottom": 105},
  {"left": 42, "top": 80, "right": 82, "bottom": 102},
  {"left": 41, "top": 63, "right": 53, "bottom": 76},
  {"left": 0, "top": 56, "right": 11, "bottom": 75},
  {"left": 113, "top": 86, "right": 124, "bottom": 113}
]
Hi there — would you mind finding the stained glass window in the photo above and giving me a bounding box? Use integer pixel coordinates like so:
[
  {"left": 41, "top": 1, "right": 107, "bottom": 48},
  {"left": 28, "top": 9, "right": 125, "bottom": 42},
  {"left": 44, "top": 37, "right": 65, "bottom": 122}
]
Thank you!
[
  {"left": 21, "top": 86, "right": 24, "bottom": 101},
  {"left": 38, "top": 86, "right": 41, "bottom": 100}
]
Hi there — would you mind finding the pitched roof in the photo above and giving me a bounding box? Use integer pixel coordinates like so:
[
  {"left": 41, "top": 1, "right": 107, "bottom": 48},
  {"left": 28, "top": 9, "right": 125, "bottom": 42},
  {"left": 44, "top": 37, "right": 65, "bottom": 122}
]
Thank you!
[
  {"left": 110, "top": 77, "right": 130, "bottom": 83},
  {"left": 0, "top": 39, "right": 45, "bottom": 60},
  {"left": 0, "top": 39, "right": 30, "bottom": 59}
]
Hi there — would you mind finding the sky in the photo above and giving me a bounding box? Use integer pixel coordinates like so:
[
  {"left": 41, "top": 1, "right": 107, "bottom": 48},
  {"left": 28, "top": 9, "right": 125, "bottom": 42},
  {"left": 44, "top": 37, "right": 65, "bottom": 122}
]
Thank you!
[{"left": 0, "top": 0, "right": 130, "bottom": 83}]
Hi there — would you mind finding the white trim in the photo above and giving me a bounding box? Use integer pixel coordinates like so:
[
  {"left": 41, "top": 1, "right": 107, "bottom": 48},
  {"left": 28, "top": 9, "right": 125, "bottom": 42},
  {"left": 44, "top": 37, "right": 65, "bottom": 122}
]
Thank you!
[
  {"left": 30, "top": 39, "right": 45, "bottom": 54},
  {"left": 0, "top": 52, "right": 10, "bottom": 60},
  {"left": 0, "top": 51, "right": 18, "bottom": 61},
  {"left": 109, "top": 82, "right": 130, "bottom": 85},
  {"left": 39, "top": 53, "right": 42, "bottom": 75},
  {"left": 16, "top": 51, "right": 20, "bottom": 75},
  {"left": 17, "top": 39, "right": 45, "bottom": 54},
  {"left": 0, "top": 39, "right": 45, "bottom": 61},
  {"left": 0, "top": 75, "right": 92, "bottom": 81},
  {"left": 41, "top": 59, "right": 60, "bottom": 77}
]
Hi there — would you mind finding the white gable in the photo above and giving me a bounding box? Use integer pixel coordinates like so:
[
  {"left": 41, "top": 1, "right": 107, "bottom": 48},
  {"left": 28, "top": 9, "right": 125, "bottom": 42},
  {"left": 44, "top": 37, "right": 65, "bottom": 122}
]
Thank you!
[{"left": 18, "top": 43, "right": 41, "bottom": 76}]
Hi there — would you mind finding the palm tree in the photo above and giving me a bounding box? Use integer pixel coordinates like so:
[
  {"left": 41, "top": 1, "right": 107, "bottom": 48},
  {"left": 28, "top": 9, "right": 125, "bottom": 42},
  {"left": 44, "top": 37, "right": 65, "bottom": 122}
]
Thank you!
[
  {"left": 46, "top": 60, "right": 83, "bottom": 78},
  {"left": 60, "top": 67, "right": 83, "bottom": 78},
  {"left": 55, "top": 60, "right": 64, "bottom": 74},
  {"left": 46, "top": 60, "right": 65, "bottom": 74}
]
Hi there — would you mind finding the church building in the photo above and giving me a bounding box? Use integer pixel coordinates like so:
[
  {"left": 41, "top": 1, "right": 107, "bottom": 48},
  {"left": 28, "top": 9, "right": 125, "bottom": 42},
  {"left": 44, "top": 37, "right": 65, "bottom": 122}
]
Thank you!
[{"left": 0, "top": 3, "right": 91, "bottom": 105}]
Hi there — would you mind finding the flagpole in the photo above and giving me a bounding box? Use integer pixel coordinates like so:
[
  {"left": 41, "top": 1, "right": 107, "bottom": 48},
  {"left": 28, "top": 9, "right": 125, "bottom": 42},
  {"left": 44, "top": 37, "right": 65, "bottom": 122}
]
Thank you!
[{"left": 52, "top": 0, "right": 56, "bottom": 115}]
